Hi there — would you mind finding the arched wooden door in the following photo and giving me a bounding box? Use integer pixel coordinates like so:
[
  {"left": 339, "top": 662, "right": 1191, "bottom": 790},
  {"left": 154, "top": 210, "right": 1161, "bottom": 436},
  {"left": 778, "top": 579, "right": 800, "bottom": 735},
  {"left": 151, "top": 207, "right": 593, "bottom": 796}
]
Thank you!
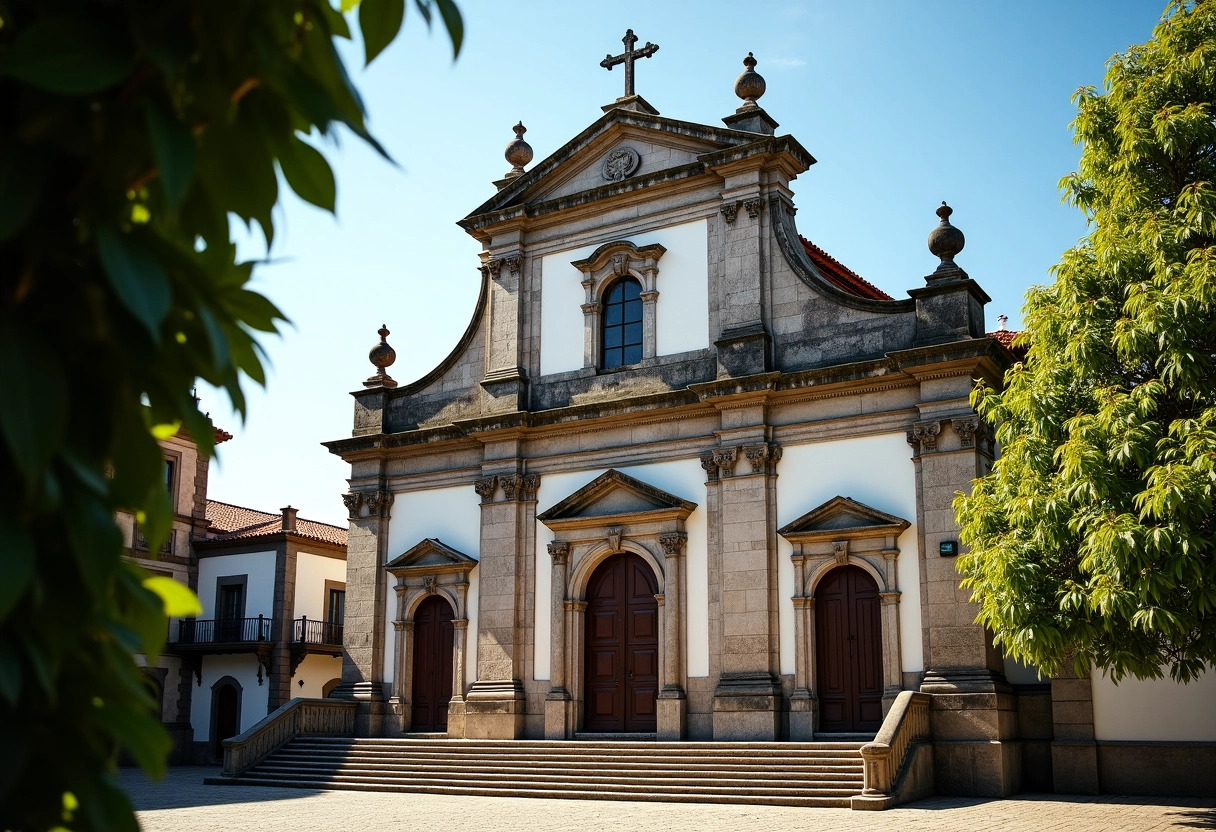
[
  {"left": 583, "top": 553, "right": 659, "bottom": 733},
  {"left": 411, "top": 595, "right": 454, "bottom": 732},
  {"left": 815, "top": 565, "right": 883, "bottom": 733},
  {"left": 212, "top": 682, "right": 240, "bottom": 757}
]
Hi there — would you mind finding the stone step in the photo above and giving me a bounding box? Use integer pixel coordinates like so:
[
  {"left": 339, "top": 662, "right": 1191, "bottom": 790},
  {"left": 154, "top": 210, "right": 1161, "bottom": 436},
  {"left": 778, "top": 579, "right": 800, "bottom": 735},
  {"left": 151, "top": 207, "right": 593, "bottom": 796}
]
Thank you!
[
  {"left": 299, "top": 736, "right": 869, "bottom": 751},
  {"left": 204, "top": 775, "right": 855, "bottom": 808},
  {"left": 271, "top": 749, "right": 863, "bottom": 768},
  {"left": 263, "top": 754, "right": 862, "bottom": 775},
  {"left": 250, "top": 762, "right": 864, "bottom": 787},
  {"left": 289, "top": 740, "right": 866, "bottom": 758}
]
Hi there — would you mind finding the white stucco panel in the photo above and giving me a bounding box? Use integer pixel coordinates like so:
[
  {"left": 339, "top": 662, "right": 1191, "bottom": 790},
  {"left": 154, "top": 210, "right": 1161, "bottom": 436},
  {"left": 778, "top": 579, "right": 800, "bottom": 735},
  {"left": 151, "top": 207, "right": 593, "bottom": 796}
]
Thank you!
[
  {"left": 540, "top": 219, "right": 710, "bottom": 376},
  {"left": 776, "top": 434, "right": 924, "bottom": 675},
  {"left": 291, "top": 653, "right": 343, "bottom": 700},
  {"left": 293, "top": 552, "right": 346, "bottom": 621},
  {"left": 385, "top": 485, "right": 482, "bottom": 688},
  {"left": 533, "top": 459, "right": 709, "bottom": 682},
  {"left": 1092, "top": 668, "right": 1216, "bottom": 741},
  {"left": 191, "top": 654, "right": 270, "bottom": 742},
  {"left": 196, "top": 551, "right": 276, "bottom": 620}
]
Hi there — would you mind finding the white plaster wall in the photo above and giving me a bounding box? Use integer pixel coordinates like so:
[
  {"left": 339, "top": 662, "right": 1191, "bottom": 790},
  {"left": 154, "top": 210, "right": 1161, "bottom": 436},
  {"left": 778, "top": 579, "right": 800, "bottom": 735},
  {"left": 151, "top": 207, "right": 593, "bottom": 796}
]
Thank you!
[
  {"left": 293, "top": 552, "right": 346, "bottom": 621},
  {"left": 1092, "top": 668, "right": 1216, "bottom": 741},
  {"left": 775, "top": 434, "right": 923, "bottom": 676},
  {"left": 291, "top": 653, "right": 343, "bottom": 700},
  {"left": 191, "top": 654, "right": 269, "bottom": 742},
  {"left": 196, "top": 552, "right": 276, "bottom": 619},
  {"left": 539, "top": 219, "right": 710, "bottom": 376},
  {"left": 533, "top": 458, "right": 710, "bottom": 681},
  {"left": 385, "top": 486, "right": 482, "bottom": 689}
]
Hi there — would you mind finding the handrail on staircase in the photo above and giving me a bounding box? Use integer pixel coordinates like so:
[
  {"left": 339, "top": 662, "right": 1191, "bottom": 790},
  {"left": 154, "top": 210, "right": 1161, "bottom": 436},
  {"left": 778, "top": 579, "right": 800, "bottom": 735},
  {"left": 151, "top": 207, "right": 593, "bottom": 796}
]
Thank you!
[
  {"left": 221, "top": 697, "right": 356, "bottom": 776},
  {"left": 854, "top": 690, "right": 932, "bottom": 808}
]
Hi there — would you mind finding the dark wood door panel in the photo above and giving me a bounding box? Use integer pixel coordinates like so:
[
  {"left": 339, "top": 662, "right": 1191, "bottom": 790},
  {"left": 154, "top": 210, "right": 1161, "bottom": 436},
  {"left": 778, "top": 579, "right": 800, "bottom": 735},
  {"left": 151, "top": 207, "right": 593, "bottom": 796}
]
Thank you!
[
  {"left": 584, "top": 553, "right": 658, "bottom": 733},
  {"left": 815, "top": 565, "right": 883, "bottom": 733},
  {"left": 411, "top": 595, "right": 454, "bottom": 732}
]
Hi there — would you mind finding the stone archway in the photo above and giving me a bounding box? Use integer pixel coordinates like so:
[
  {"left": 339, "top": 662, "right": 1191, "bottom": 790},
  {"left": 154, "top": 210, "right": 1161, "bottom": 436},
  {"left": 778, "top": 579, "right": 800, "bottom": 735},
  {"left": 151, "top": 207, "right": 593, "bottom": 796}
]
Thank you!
[
  {"left": 582, "top": 553, "right": 659, "bottom": 733},
  {"left": 210, "top": 676, "right": 242, "bottom": 759}
]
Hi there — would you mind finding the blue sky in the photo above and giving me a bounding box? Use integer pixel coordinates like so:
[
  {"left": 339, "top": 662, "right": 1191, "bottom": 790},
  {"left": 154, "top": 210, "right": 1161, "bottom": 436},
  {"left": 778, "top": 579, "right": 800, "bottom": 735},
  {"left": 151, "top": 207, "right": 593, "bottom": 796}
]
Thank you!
[{"left": 201, "top": 0, "right": 1164, "bottom": 525}]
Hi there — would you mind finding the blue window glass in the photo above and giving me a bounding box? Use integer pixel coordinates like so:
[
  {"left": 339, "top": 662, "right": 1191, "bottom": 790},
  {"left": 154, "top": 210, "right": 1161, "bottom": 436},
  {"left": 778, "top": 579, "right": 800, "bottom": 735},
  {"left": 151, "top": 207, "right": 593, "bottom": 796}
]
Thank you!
[{"left": 601, "top": 277, "right": 644, "bottom": 370}]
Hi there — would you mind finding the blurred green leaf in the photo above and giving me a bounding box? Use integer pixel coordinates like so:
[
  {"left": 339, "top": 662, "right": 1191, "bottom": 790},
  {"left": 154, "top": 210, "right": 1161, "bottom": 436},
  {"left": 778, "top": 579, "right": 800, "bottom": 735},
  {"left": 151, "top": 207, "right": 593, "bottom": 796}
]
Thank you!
[
  {"left": 0, "top": 522, "right": 34, "bottom": 620},
  {"left": 278, "top": 135, "right": 337, "bottom": 212},
  {"left": 142, "top": 577, "right": 202, "bottom": 619},
  {"left": 360, "top": 0, "right": 405, "bottom": 64},
  {"left": 0, "top": 324, "right": 68, "bottom": 485},
  {"left": 97, "top": 229, "right": 172, "bottom": 341},
  {"left": 145, "top": 104, "right": 197, "bottom": 209},
  {"left": 0, "top": 16, "right": 132, "bottom": 94}
]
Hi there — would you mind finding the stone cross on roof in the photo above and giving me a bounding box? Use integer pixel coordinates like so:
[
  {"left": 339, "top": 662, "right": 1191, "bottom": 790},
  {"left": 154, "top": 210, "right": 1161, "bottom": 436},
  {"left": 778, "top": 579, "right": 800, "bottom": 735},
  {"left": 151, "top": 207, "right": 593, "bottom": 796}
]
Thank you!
[{"left": 600, "top": 28, "right": 659, "bottom": 99}]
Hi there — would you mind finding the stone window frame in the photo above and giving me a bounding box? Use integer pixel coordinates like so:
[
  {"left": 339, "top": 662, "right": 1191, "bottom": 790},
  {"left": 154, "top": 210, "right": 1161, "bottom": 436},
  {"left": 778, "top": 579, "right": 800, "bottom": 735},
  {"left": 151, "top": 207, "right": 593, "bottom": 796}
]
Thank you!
[
  {"left": 537, "top": 469, "right": 695, "bottom": 740},
  {"left": 570, "top": 240, "right": 666, "bottom": 372},
  {"left": 385, "top": 539, "right": 476, "bottom": 737},
  {"left": 777, "top": 496, "right": 910, "bottom": 740}
]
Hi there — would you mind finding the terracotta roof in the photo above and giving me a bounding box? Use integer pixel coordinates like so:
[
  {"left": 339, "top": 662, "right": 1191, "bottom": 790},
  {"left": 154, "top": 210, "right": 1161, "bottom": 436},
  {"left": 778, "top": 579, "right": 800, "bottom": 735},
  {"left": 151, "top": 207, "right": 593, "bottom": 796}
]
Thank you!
[
  {"left": 205, "top": 499, "right": 347, "bottom": 548},
  {"left": 987, "top": 328, "right": 1026, "bottom": 360},
  {"left": 799, "top": 237, "right": 893, "bottom": 301}
]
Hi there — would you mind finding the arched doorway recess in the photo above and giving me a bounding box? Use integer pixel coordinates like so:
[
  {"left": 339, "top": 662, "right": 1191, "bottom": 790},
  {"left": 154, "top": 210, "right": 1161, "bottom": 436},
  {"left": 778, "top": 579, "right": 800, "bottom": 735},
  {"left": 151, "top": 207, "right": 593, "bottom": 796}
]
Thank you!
[
  {"left": 210, "top": 677, "right": 242, "bottom": 759},
  {"left": 815, "top": 565, "right": 883, "bottom": 733},
  {"left": 411, "top": 594, "right": 455, "bottom": 732},
  {"left": 583, "top": 552, "right": 659, "bottom": 733}
]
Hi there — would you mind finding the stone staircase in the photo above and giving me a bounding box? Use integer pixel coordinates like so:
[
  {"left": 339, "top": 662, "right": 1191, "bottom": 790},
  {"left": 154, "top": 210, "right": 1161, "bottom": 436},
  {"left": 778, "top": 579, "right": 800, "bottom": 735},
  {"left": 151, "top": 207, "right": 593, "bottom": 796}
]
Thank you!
[{"left": 206, "top": 736, "right": 868, "bottom": 807}]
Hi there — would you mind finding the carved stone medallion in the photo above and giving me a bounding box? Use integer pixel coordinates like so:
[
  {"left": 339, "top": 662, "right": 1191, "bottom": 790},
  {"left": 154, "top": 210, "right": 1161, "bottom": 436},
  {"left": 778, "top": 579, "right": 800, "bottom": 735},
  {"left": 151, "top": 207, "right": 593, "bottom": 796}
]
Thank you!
[{"left": 602, "top": 147, "right": 640, "bottom": 182}]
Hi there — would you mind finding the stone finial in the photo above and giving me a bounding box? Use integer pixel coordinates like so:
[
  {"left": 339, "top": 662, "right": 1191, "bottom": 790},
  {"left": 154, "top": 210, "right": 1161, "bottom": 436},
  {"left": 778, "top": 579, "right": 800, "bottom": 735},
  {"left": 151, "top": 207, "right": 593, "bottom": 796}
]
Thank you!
[
  {"left": 503, "top": 121, "right": 533, "bottom": 180},
  {"left": 927, "top": 202, "right": 967, "bottom": 282},
  {"left": 734, "top": 52, "right": 766, "bottom": 109},
  {"left": 364, "top": 324, "right": 398, "bottom": 389}
]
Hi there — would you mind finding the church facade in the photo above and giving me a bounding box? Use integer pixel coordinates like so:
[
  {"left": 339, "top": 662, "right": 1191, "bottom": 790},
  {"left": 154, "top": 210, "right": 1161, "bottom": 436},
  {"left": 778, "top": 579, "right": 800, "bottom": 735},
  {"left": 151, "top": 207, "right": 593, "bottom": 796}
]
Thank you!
[{"left": 325, "top": 44, "right": 1214, "bottom": 798}]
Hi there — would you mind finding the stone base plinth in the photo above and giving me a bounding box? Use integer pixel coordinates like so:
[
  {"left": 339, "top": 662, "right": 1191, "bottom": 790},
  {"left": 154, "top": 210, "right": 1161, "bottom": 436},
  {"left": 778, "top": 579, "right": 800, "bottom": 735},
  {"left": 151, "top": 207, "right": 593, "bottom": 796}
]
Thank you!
[
  {"left": 446, "top": 698, "right": 467, "bottom": 738},
  {"left": 788, "top": 689, "right": 816, "bottom": 741},
  {"left": 1052, "top": 739, "right": 1099, "bottom": 795},
  {"left": 544, "top": 691, "right": 573, "bottom": 739},
  {"left": 656, "top": 690, "right": 687, "bottom": 740},
  {"left": 924, "top": 686, "right": 1021, "bottom": 796},
  {"left": 712, "top": 673, "right": 781, "bottom": 741},
  {"left": 464, "top": 679, "right": 526, "bottom": 739},
  {"left": 331, "top": 681, "right": 386, "bottom": 737}
]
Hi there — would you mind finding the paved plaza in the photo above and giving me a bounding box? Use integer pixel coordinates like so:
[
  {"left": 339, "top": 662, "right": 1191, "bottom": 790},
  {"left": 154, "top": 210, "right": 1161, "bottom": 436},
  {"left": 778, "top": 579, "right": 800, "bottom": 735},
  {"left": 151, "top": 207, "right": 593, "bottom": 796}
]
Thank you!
[{"left": 119, "top": 767, "right": 1215, "bottom": 832}]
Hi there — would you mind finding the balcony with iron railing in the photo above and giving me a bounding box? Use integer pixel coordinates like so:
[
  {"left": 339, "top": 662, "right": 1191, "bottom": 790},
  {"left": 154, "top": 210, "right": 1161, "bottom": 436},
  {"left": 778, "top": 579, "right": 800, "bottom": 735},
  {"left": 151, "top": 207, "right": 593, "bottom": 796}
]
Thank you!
[
  {"left": 176, "top": 615, "right": 273, "bottom": 645},
  {"left": 292, "top": 616, "right": 343, "bottom": 647}
]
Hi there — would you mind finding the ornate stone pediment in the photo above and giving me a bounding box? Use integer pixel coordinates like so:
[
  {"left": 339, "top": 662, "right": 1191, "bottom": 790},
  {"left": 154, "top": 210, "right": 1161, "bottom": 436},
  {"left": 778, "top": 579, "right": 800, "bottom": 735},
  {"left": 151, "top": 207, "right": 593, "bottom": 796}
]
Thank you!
[
  {"left": 386, "top": 538, "right": 477, "bottom": 576},
  {"left": 537, "top": 469, "right": 696, "bottom": 531},
  {"left": 778, "top": 496, "right": 910, "bottom": 544}
]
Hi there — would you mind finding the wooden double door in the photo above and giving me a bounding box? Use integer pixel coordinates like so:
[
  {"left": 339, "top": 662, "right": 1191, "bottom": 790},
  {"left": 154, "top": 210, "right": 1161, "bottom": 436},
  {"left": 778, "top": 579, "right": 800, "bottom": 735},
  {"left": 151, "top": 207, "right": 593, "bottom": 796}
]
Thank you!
[
  {"left": 583, "top": 553, "right": 659, "bottom": 733},
  {"left": 411, "top": 595, "right": 454, "bottom": 732},
  {"left": 815, "top": 565, "right": 884, "bottom": 733}
]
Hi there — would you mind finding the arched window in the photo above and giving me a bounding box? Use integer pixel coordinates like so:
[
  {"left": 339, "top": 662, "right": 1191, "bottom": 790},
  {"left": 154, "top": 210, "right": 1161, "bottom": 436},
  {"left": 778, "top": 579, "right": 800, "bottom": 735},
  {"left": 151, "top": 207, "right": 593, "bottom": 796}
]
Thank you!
[{"left": 602, "top": 277, "right": 643, "bottom": 369}]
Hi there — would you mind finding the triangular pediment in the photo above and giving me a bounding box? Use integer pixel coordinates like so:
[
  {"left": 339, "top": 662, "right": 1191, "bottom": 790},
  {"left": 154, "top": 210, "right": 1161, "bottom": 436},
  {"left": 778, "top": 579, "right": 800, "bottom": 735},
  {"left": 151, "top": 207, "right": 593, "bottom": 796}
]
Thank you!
[
  {"left": 778, "top": 496, "right": 910, "bottom": 541},
  {"left": 537, "top": 469, "right": 696, "bottom": 527},
  {"left": 386, "top": 538, "right": 477, "bottom": 573},
  {"left": 463, "top": 109, "right": 773, "bottom": 222}
]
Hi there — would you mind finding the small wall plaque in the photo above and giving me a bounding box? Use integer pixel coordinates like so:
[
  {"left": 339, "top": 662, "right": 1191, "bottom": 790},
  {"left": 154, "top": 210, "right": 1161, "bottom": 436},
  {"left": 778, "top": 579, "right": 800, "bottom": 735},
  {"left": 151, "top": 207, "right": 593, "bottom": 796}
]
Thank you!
[{"left": 939, "top": 540, "right": 958, "bottom": 557}]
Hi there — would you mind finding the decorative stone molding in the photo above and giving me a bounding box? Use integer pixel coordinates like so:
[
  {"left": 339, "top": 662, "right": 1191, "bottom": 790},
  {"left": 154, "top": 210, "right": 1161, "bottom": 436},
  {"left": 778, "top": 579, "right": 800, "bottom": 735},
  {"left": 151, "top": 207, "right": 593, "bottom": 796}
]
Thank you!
[
  {"left": 519, "top": 473, "right": 540, "bottom": 502},
  {"left": 743, "top": 442, "right": 782, "bottom": 475},
  {"left": 953, "top": 416, "right": 980, "bottom": 449},
  {"left": 658, "top": 531, "right": 687, "bottom": 556},
  {"left": 474, "top": 476, "right": 497, "bottom": 504},
  {"left": 486, "top": 258, "right": 503, "bottom": 279},
  {"left": 547, "top": 540, "right": 571, "bottom": 563},
  {"left": 602, "top": 146, "right": 640, "bottom": 181},
  {"left": 721, "top": 201, "right": 740, "bottom": 223},
  {"left": 356, "top": 490, "right": 393, "bottom": 518},
  {"left": 570, "top": 239, "right": 667, "bottom": 369},
  {"left": 832, "top": 539, "right": 849, "bottom": 566},
  {"left": 501, "top": 255, "right": 521, "bottom": 276},
  {"left": 906, "top": 420, "right": 942, "bottom": 454},
  {"left": 500, "top": 474, "right": 520, "bottom": 502},
  {"left": 743, "top": 197, "right": 764, "bottom": 219},
  {"left": 423, "top": 575, "right": 437, "bottom": 595},
  {"left": 496, "top": 473, "right": 538, "bottom": 502},
  {"left": 700, "top": 452, "right": 720, "bottom": 483},
  {"left": 606, "top": 526, "right": 623, "bottom": 552},
  {"left": 711, "top": 447, "right": 738, "bottom": 478},
  {"left": 342, "top": 492, "right": 362, "bottom": 518}
]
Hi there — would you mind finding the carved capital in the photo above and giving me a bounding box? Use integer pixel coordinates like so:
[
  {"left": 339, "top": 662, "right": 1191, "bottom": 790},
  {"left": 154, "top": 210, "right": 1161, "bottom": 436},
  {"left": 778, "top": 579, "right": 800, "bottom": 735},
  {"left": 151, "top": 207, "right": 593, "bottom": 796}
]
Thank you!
[
  {"left": 880, "top": 591, "right": 901, "bottom": 606},
  {"left": 501, "top": 255, "right": 521, "bottom": 276},
  {"left": 907, "top": 420, "right": 942, "bottom": 454},
  {"left": 832, "top": 540, "right": 849, "bottom": 566},
  {"left": 721, "top": 201, "right": 740, "bottom": 224},
  {"left": 518, "top": 473, "right": 540, "bottom": 502},
  {"left": 486, "top": 258, "right": 503, "bottom": 279},
  {"left": 953, "top": 416, "right": 981, "bottom": 449},
  {"left": 711, "top": 447, "right": 738, "bottom": 478},
  {"left": 363, "top": 490, "right": 394, "bottom": 518},
  {"left": 499, "top": 474, "right": 522, "bottom": 502},
  {"left": 743, "top": 197, "right": 764, "bottom": 219},
  {"left": 607, "top": 526, "right": 623, "bottom": 552},
  {"left": 547, "top": 540, "right": 571, "bottom": 564},
  {"left": 342, "top": 492, "right": 363, "bottom": 519},
  {"left": 700, "top": 452, "right": 719, "bottom": 483},
  {"left": 474, "top": 476, "right": 497, "bottom": 504},
  {"left": 658, "top": 532, "right": 687, "bottom": 556},
  {"left": 743, "top": 442, "right": 782, "bottom": 475}
]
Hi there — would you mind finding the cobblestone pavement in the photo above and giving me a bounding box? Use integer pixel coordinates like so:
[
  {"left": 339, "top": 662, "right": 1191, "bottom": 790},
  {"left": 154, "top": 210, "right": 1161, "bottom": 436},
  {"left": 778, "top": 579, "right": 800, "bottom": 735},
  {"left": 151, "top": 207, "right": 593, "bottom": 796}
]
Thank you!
[{"left": 120, "top": 767, "right": 1216, "bottom": 832}]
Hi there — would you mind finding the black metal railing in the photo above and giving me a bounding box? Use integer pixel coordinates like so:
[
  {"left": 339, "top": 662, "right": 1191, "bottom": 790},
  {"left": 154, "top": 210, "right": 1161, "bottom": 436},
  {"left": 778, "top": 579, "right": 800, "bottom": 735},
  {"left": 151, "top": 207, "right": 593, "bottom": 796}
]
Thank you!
[
  {"left": 292, "top": 616, "right": 343, "bottom": 647},
  {"left": 177, "top": 615, "right": 272, "bottom": 645}
]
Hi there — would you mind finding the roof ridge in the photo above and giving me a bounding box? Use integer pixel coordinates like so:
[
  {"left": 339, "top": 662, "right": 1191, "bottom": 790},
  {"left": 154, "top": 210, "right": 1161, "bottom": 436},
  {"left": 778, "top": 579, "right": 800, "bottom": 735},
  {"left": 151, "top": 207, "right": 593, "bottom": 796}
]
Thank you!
[
  {"left": 798, "top": 235, "right": 892, "bottom": 301},
  {"left": 206, "top": 498, "right": 347, "bottom": 531}
]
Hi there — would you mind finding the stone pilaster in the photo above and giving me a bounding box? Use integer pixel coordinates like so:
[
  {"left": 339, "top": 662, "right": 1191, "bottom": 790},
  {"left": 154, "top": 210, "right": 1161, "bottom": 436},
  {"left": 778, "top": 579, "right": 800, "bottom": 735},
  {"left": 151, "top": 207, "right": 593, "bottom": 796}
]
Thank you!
[
  {"left": 544, "top": 541, "right": 573, "bottom": 739},
  {"left": 714, "top": 169, "right": 770, "bottom": 377},
  {"left": 911, "top": 412, "right": 1019, "bottom": 796},
  {"left": 267, "top": 541, "right": 297, "bottom": 712},
  {"left": 657, "top": 531, "right": 688, "bottom": 740},
  {"left": 465, "top": 471, "right": 537, "bottom": 738},
  {"left": 1050, "top": 662, "right": 1099, "bottom": 794},
  {"left": 710, "top": 437, "right": 783, "bottom": 740},
  {"left": 447, "top": 619, "right": 469, "bottom": 738},
  {"left": 333, "top": 487, "right": 392, "bottom": 737},
  {"left": 480, "top": 244, "right": 528, "bottom": 411}
]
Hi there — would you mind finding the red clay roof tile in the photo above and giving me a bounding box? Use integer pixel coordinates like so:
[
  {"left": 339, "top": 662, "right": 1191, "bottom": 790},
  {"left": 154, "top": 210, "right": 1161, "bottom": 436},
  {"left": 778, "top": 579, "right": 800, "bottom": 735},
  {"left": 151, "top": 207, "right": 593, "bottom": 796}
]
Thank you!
[{"left": 205, "top": 499, "right": 347, "bottom": 548}]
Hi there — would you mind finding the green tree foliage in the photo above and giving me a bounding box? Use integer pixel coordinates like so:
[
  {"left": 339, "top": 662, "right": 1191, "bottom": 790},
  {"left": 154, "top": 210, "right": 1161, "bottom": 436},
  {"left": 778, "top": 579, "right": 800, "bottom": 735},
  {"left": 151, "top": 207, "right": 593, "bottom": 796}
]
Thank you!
[
  {"left": 955, "top": 0, "right": 1216, "bottom": 684},
  {"left": 0, "top": 1, "right": 460, "bottom": 829}
]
